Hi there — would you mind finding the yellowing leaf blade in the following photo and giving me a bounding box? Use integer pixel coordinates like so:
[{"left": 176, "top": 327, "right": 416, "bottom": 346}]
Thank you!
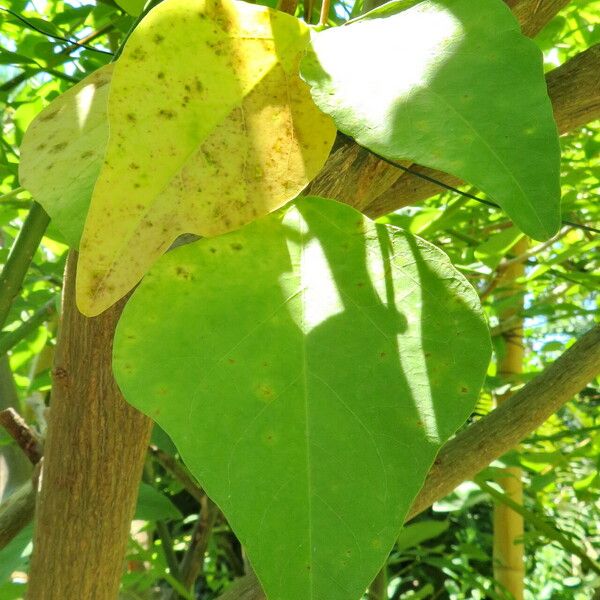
[
  {"left": 18, "top": 65, "right": 113, "bottom": 248},
  {"left": 77, "top": 0, "right": 336, "bottom": 316}
]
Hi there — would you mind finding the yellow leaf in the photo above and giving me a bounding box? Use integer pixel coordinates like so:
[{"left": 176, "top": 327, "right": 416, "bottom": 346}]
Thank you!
[
  {"left": 77, "top": 0, "right": 336, "bottom": 316},
  {"left": 19, "top": 65, "right": 113, "bottom": 247}
]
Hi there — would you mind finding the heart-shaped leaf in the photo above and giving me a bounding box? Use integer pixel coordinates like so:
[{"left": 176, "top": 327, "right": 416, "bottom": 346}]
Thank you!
[
  {"left": 113, "top": 196, "right": 491, "bottom": 600},
  {"left": 77, "top": 0, "right": 336, "bottom": 316},
  {"left": 300, "top": 0, "right": 561, "bottom": 241},
  {"left": 19, "top": 65, "right": 112, "bottom": 248}
]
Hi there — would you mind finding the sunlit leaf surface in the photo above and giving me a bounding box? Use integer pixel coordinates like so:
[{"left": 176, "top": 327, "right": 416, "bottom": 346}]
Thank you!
[
  {"left": 301, "top": 0, "right": 561, "bottom": 241},
  {"left": 77, "top": 0, "right": 336, "bottom": 316},
  {"left": 18, "top": 65, "right": 112, "bottom": 247},
  {"left": 114, "top": 196, "right": 491, "bottom": 600}
]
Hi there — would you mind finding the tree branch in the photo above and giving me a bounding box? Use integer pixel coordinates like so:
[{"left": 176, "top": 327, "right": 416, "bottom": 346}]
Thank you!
[
  {"left": 26, "top": 252, "right": 153, "bottom": 600},
  {"left": 505, "top": 0, "right": 570, "bottom": 37},
  {"left": 213, "top": 324, "right": 600, "bottom": 600},
  {"left": 0, "top": 408, "right": 43, "bottom": 464},
  {"left": 408, "top": 324, "right": 600, "bottom": 519}
]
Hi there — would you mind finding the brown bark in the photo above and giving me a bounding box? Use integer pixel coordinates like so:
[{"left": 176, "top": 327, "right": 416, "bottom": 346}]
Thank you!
[
  {"left": 505, "top": 0, "right": 571, "bottom": 37},
  {"left": 363, "top": 44, "right": 600, "bottom": 218},
  {"left": 214, "top": 323, "right": 600, "bottom": 600},
  {"left": 492, "top": 237, "right": 527, "bottom": 600},
  {"left": 26, "top": 252, "right": 153, "bottom": 600},
  {"left": 0, "top": 408, "right": 43, "bottom": 465},
  {"left": 546, "top": 43, "right": 600, "bottom": 135}
]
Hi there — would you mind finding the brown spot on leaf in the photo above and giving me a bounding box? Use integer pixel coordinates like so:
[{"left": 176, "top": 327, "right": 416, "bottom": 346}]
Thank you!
[
  {"left": 40, "top": 110, "right": 59, "bottom": 122},
  {"left": 175, "top": 266, "right": 192, "bottom": 280},
  {"left": 130, "top": 46, "right": 147, "bottom": 61}
]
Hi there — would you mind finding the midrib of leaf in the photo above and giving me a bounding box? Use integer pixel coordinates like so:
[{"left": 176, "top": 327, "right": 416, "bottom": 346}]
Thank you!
[
  {"left": 427, "top": 88, "right": 549, "bottom": 235},
  {"left": 299, "top": 219, "right": 315, "bottom": 599}
]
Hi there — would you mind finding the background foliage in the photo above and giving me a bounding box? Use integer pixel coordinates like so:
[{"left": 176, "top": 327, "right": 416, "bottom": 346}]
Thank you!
[{"left": 0, "top": 0, "right": 598, "bottom": 599}]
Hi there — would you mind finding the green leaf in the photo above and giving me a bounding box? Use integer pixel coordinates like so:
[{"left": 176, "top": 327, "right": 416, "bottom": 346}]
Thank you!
[
  {"left": 19, "top": 65, "right": 112, "bottom": 247},
  {"left": 135, "top": 483, "right": 183, "bottom": 521},
  {"left": 115, "top": 0, "right": 147, "bottom": 16},
  {"left": 395, "top": 520, "right": 449, "bottom": 553},
  {"left": 0, "top": 51, "right": 37, "bottom": 66},
  {"left": 301, "top": 0, "right": 561, "bottom": 241},
  {"left": 114, "top": 196, "right": 491, "bottom": 600},
  {"left": 474, "top": 226, "right": 524, "bottom": 269},
  {"left": 76, "top": 0, "right": 336, "bottom": 316}
]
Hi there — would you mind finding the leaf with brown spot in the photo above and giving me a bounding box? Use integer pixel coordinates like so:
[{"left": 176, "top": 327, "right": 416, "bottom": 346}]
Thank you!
[
  {"left": 18, "top": 64, "right": 113, "bottom": 247},
  {"left": 77, "top": 0, "right": 336, "bottom": 316},
  {"left": 114, "top": 196, "right": 491, "bottom": 600}
]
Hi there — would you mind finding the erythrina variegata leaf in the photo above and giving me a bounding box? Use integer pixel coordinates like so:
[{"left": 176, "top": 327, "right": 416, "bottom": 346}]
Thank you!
[
  {"left": 76, "top": 0, "right": 336, "bottom": 317},
  {"left": 113, "top": 196, "right": 491, "bottom": 600},
  {"left": 18, "top": 64, "right": 112, "bottom": 248},
  {"left": 300, "top": 0, "right": 561, "bottom": 241}
]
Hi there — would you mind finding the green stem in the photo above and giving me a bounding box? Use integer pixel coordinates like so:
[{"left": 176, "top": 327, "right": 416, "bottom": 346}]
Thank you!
[
  {"left": 0, "top": 298, "right": 57, "bottom": 355},
  {"left": 143, "top": 461, "right": 184, "bottom": 585},
  {"left": 0, "top": 187, "right": 27, "bottom": 203},
  {"left": 0, "top": 203, "right": 50, "bottom": 330},
  {"left": 476, "top": 478, "right": 600, "bottom": 576},
  {"left": 156, "top": 519, "right": 183, "bottom": 582}
]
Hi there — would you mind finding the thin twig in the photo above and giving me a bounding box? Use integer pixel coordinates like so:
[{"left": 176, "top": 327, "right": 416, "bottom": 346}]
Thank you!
[
  {"left": 0, "top": 6, "right": 113, "bottom": 55},
  {"left": 367, "top": 148, "right": 600, "bottom": 235},
  {"left": 477, "top": 478, "right": 600, "bottom": 575},
  {"left": 479, "top": 228, "right": 567, "bottom": 301},
  {"left": 149, "top": 445, "right": 205, "bottom": 504},
  {"left": 170, "top": 496, "right": 218, "bottom": 598},
  {"left": 318, "top": 0, "right": 331, "bottom": 27},
  {"left": 278, "top": 0, "right": 298, "bottom": 15},
  {"left": 0, "top": 407, "right": 43, "bottom": 464},
  {"left": 156, "top": 520, "right": 183, "bottom": 581}
]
